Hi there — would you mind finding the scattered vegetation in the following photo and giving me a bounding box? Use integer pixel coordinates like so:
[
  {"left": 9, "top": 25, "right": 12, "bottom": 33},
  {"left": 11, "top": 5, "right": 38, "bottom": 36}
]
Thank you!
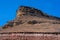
[
  {"left": 2, "top": 21, "right": 14, "bottom": 29},
  {"left": 16, "top": 20, "right": 23, "bottom": 25},
  {"left": 28, "top": 20, "right": 38, "bottom": 24},
  {"left": 2, "top": 26, "right": 8, "bottom": 29},
  {"left": 52, "top": 22, "right": 60, "bottom": 24},
  {"left": 2, "top": 20, "right": 24, "bottom": 29}
]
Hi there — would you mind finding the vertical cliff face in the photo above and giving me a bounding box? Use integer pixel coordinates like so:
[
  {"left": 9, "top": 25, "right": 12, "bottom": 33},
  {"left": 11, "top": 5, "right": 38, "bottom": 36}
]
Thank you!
[
  {"left": 16, "top": 6, "right": 60, "bottom": 20},
  {"left": 16, "top": 7, "right": 25, "bottom": 17},
  {"left": 16, "top": 6, "right": 44, "bottom": 18}
]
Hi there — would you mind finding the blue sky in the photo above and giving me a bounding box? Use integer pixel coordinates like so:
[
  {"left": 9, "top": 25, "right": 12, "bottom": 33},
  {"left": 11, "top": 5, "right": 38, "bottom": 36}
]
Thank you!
[{"left": 0, "top": 0, "right": 60, "bottom": 26}]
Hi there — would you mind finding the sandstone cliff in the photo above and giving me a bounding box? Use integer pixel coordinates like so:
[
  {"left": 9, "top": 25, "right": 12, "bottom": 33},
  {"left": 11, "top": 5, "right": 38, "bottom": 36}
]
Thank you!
[{"left": 0, "top": 6, "right": 60, "bottom": 33}]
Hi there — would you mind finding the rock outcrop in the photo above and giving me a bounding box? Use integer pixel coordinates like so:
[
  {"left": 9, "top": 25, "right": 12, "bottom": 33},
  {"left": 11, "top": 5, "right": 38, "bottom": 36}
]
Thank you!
[{"left": 1, "top": 6, "right": 60, "bottom": 33}]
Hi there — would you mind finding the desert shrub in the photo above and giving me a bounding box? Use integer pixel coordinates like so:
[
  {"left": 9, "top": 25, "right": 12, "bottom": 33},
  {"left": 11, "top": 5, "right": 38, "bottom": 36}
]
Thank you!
[
  {"left": 52, "top": 22, "right": 60, "bottom": 24},
  {"left": 2, "top": 26, "right": 8, "bottom": 29},
  {"left": 6, "top": 21, "right": 14, "bottom": 27},
  {"left": 28, "top": 21, "right": 32, "bottom": 24},
  {"left": 19, "top": 20, "right": 23, "bottom": 24},
  {"left": 16, "top": 20, "right": 23, "bottom": 25},
  {"left": 7, "top": 24, "right": 13, "bottom": 27},
  {"left": 2, "top": 23, "right": 14, "bottom": 29},
  {"left": 39, "top": 21, "right": 43, "bottom": 23},
  {"left": 28, "top": 20, "right": 38, "bottom": 24}
]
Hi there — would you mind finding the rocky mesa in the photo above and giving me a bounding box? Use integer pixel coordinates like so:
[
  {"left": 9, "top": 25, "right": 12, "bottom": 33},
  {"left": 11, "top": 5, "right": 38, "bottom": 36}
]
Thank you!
[{"left": 0, "top": 6, "right": 60, "bottom": 33}]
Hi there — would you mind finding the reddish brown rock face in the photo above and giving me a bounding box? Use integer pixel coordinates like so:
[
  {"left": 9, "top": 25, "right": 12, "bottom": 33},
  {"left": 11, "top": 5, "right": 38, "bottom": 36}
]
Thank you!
[{"left": 0, "top": 33, "right": 60, "bottom": 40}]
